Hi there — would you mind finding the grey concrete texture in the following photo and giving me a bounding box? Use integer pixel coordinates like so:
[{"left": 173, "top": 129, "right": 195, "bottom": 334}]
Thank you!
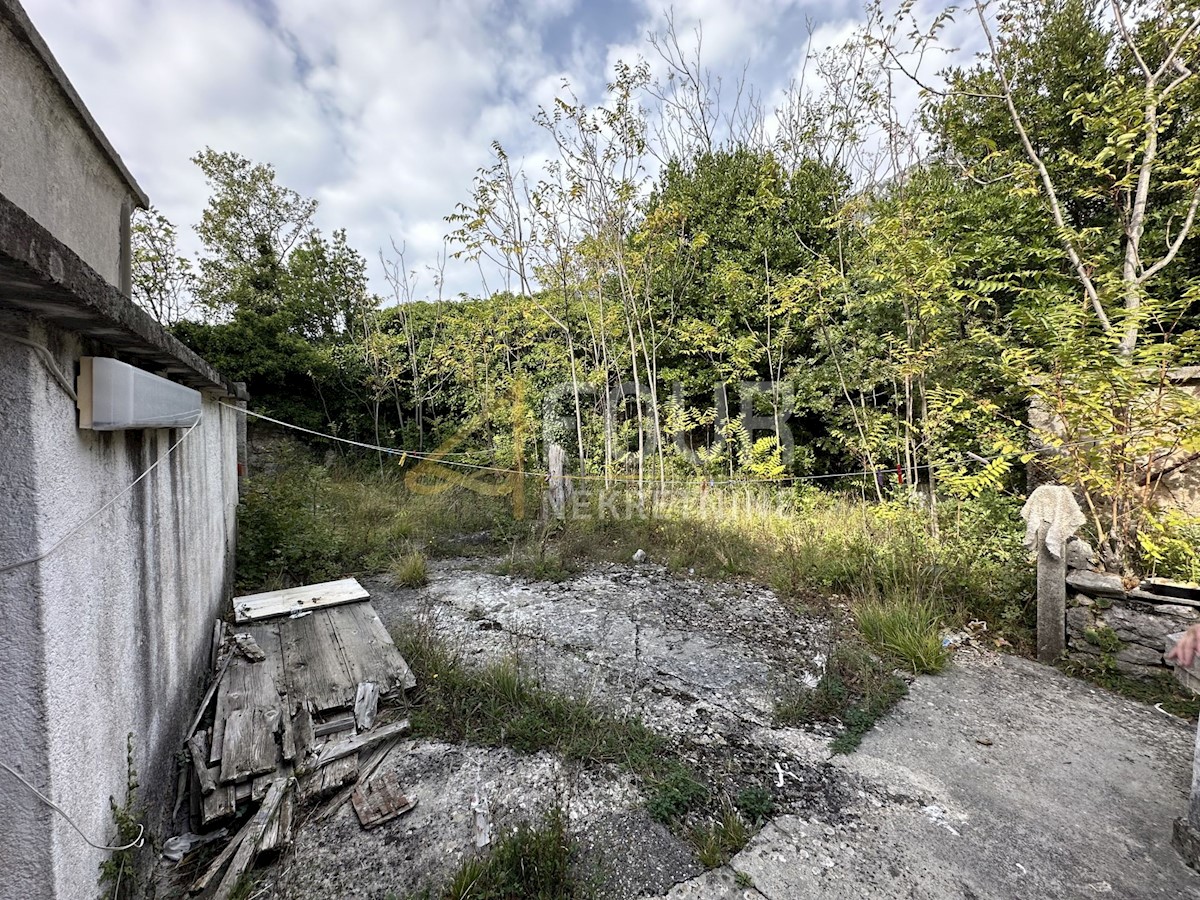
[
  {"left": 267, "top": 561, "right": 1200, "bottom": 899},
  {"left": 0, "top": 7, "right": 133, "bottom": 287},
  {"left": 0, "top": 313, "right": 240, "bottom": 900},
  {"left": 709, "top": 656, "right": 1200, "bottom": 900}
]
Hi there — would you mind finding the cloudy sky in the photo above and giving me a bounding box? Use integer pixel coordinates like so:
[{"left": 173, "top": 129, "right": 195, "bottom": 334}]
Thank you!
[{"left": 24, "top": 0, "right": 972, "bottom": 301}]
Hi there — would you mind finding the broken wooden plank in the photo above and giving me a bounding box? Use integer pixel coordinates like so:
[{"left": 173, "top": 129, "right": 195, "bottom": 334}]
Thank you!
[
  {"left": 335, "top": 603, "right": 417, "bottom": 693},
  {"left": 191, "top": 806, "right": 257, "bottom": 894},
  {"left": 211, "top": 779, "right": 287, "bottom": 900},
  {"left": 186, "top": 652, "right": 231, "bottom": 743},
  {"left": 232, "top": 632, "right": 266, "bottom": 661},
  {"left": 320, "top": 754, "right": 359, "bottom": 795},
  {"left": 188, "top": 733, "right": 217, "bottom": 796},
  {"left": 211, "top": 650, "right": 281, "bottom": 765},
  {"left": 315, "top": 736, "right": 401, "bottom": 822},
  {"left": 259, "top": 785, "right": 294, "bottom": 855},
  {"left": 233, "top": 577, "right": 369, "bottom": 623},
  {"left": 354, "top": 682, "right": 380, "bottom": 731},
  {"left": 314, "top": 713, "right": 357, "bottom": 737},
  {"left": 281, "top": 608, "right": 359, "bottom": 713},
  {"left": 218, "top": 708, "right": 281, "bottom": 784},
  {"left": 201, "top": 782, "right": 235, "bottom": 826},
  {"left": 309, "top": 719, "right": 411, "bottom": 771},
  {"left": 280, "top": 693, "right": 296, "bottom": 762},
  {"left": 352, "top": 769, "right": 417, "bottom": 829},
  {"left": 292, "top": 704, "right": 316, "bottom": 763},
  {"left": 210, "top": 618, "right": 226, "bottom": 673}
]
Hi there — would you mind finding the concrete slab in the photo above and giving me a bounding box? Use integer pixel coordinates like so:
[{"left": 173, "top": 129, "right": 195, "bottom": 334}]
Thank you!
[{"left": 263, "top": 562, "right": 1200, "bottom": 899}]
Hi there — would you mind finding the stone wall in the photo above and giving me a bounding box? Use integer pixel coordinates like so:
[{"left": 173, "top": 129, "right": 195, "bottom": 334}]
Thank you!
[{"left": 1062, "top": 537, "right": 1200, "bottom": 679}]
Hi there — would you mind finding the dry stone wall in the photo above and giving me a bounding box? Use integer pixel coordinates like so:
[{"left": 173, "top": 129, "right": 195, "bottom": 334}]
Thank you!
[{"left": 1063, "top": 537, "right": 1200, "bottom": 678}]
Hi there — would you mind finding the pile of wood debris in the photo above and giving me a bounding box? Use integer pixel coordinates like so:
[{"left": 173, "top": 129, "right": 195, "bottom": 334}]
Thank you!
[{"left": 170, "top": 578, "right": 419, "bottom": 898}]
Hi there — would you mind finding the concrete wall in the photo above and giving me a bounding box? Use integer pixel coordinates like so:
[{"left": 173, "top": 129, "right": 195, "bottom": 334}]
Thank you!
[
  {"left": 0, "top": 15, "right": 131, "bottom": 287},
  {"left": 0, "top": 310, "right": 239, "bottom": 900}
]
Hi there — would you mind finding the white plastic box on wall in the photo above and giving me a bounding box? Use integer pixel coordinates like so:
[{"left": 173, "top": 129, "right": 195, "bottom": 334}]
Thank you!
[{"left": 77, "top": 356, "right": 202, "bottom": 430}]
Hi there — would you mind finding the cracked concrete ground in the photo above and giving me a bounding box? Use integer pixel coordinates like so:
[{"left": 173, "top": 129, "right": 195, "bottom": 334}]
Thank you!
[{"left": 268, "top": 560, "right": 1200, "bottom": 899}]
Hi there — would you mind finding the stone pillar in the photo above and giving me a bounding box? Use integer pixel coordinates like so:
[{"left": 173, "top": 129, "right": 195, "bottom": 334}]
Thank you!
[
  {"left": 547, "top": 443, "right": 566, "bottom": 520},
  {"left": 1036, "top": 522, "right": 1067, "bottom": 664},
  {"left": 1020, "top": 484, "right": 1085, "bottom": 665}
]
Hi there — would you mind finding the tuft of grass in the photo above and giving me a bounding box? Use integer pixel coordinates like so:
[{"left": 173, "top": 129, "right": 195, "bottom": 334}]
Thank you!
[
  {"left": 689, "top": 802, "right": 750, "bottom": 868},
  {"left": 415, "top": 806, "right": 587, "bottom": 900},
  {"left": 853, "top": 597, "right": 950, "bottom": 675},
  {"left": 392, "top": 551, "right": 429, "bottom": 588},
  {"left": 776, "top": 644, "right": 909, "bottom": 754}
]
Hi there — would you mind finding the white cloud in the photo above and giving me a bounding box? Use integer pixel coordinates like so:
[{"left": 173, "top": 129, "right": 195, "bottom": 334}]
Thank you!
[{"left": 21, "top": 0, "right": 974, "bottom": 301}]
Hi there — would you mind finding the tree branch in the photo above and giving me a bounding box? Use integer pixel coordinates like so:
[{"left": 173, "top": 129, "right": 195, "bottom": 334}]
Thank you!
[{"left": 973, "top": 0, "right": 1111, "bottom": 333}]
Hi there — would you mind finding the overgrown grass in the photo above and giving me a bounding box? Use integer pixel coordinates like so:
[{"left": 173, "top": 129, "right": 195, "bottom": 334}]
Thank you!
[
  {"left": 689, "top": 801, "right": 751, "bottom": 868},
  {"left": 853, "top": 597, "right": 950, "bottom": 675},
  {"left": 391, "top": 551, "right": 429, "bottom": 588},
  {"left": 776, "top": 644, "right": 910, "bottom": 754},
  {"left": 237, "top": 448, "right": 1034, "bottom": 659},
  {"left": 412, "top": 806, "right": 587, "bottom": 900}
]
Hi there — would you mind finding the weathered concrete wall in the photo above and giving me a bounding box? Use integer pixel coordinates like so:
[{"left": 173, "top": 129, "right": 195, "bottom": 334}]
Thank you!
[
  {"left": 0, "top": 14, "right": 131, "bottom": 287},
  {"left": 0, "top": 310, "right": 239, "bottom": 900}
]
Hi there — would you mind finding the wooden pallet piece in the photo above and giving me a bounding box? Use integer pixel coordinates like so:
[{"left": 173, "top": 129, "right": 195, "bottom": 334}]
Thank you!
[
  {"left": 201, "top": 781, "right": 235, "bottom": 826},
  {"left": 188, "top": 733, "right": 216, "bottom": 796},
  {"left": 233, "top": 577, "right": 369, "bottom": 623},
  {"left": 211, "top": 779, "right": 288, "bottom": 900},
  {"left": 259, "top": 784, "right": 295, "bottom": 855},
  {"left": 210, "top": 645, "right": 281, "bottom": 765},
  {"left": 280, "top": 608, "right": 360, "bottom": 713},
  {"left": 354, "top": 682, "right": 380, "bottom": 730},
  {"left": 336, "top": 603, "right": 417, "bottom": 693},
  {"left": 352, "top": 769, "right": 417, "bottom": 829},
  {"left": 310, "top": 719, "right": 410, "bottom": 770},
  {"left": 315, "top": 736, "right": 402, "bottom": 822},
  {"left": 218, "top": 707, "right": 280, "bottom": 784}
]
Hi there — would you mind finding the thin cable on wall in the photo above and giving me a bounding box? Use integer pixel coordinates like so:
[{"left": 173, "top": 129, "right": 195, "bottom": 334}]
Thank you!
[
  {"left": 0, "top": 762, "right": 145, "bottom": 852},
  {"left": 0, "top": 421, "right": 200, "bottom": 575},
  {"left": 0, "top": 333, "right": 77, "bottom": 402}
]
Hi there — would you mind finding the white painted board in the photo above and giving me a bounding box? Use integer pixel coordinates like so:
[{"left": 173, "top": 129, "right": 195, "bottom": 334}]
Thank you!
[{"left": 233, "top": 577, "right": 370, "bottom": 623}]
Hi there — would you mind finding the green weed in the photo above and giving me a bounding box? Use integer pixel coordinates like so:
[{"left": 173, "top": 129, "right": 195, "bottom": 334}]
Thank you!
[
  {"left": 392, "top": 551, "right": 429, "bottom": 588},
  {"left": 689, "top": 802, "right": 751, "bottom": 868},
  {"left": 853, "top": 597, "right": 950, "bottom": 674},
  {"left": 776, "top": 644, "right": 909, "bottom": 754},
  {"left": 415, "top": 806, "right": 586, "bottom": 900}
]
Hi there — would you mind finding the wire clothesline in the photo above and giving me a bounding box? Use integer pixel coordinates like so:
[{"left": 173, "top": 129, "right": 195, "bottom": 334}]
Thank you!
[{"left": 222, "top": 402, "right": 948, "bottom": 487}]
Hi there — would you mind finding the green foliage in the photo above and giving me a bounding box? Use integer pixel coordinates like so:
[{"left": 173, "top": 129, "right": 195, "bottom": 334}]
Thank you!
[
  {"left": 1082, "top": 625, "right": 1123, "bottom": 654},
  {"left": 776, "top": 644, "right": 909, "bottom": 755},
  {"left": 733, "top": 786, "right": 775, "bottom": 826},
  {"left": 419, "top": 806, "right": 585, "bottom": 900},
  {"left": 645, "top": 764, "right": 709, "bottom": 824},
  {"left": 97, "top": 734, "right": 142, "bottom": 900}
]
